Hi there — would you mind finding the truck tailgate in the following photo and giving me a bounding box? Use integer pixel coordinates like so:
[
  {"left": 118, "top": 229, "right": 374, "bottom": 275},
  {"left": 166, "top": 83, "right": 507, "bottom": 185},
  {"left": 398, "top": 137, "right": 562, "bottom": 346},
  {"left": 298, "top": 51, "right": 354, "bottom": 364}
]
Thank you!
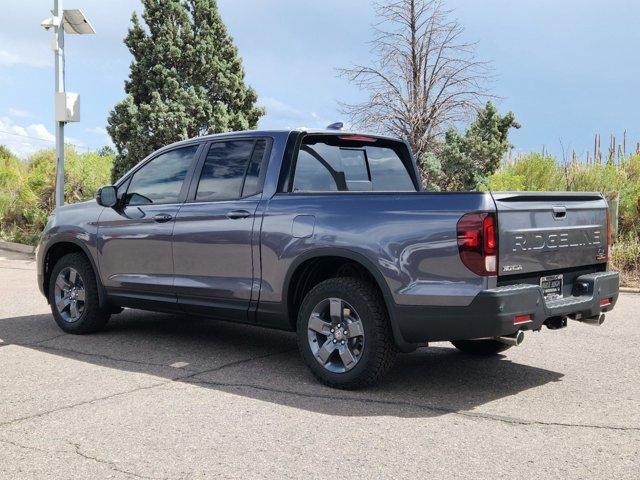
[{"left": 492, "top": 192, "right": 608, "bottom": 277}]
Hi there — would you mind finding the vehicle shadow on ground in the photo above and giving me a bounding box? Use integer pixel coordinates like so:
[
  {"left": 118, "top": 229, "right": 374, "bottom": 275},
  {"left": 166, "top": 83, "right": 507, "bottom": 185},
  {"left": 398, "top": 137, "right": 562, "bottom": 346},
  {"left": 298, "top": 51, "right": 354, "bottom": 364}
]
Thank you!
[{"left": 0, "top": 309, "right": 563, "bottom": 418}]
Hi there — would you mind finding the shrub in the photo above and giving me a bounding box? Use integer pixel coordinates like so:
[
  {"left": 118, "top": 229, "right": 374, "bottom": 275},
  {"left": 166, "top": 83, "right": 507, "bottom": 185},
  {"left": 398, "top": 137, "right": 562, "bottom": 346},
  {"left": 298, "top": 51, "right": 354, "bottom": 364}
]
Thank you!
[
  {"left": 611, "top": 235, "right": 640, "bottom": 287},
  {"left": 486, "top": 153, "right": 565, "bottom": 191},
  {"left": 0, "top": 146, "right": 113, "bottom": 245}
]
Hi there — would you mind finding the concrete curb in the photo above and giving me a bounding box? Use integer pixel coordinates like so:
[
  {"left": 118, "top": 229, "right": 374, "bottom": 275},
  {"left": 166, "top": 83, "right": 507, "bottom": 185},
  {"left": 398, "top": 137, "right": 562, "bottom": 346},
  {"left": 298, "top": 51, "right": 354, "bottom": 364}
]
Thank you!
[
  {"left": 0, "top": 240, "right": 36, "bottom": 255},
  {"left": 620, "top": 287, "right": 640, "bottom": 294}
]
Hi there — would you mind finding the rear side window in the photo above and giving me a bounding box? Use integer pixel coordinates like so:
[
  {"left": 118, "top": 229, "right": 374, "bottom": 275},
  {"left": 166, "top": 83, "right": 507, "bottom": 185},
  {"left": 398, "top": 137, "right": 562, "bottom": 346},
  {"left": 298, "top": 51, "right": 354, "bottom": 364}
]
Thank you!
[
  {"left": 291, "top": 135, "right": 416, "bottom": 192},
  {"left": 293, "top": 146, "right": 339, "bottom": 192},
  {"left": 196, "top": 139, "right": 267, "bottom": 202},
  {"left": 367, "top": 147, "right": 416, "bottom": 191},
  {"left": 125, "top": 145, "right": 198, "bottom": 206},
  {"left": 242, "top": 139, "right": 267, "bottom": 197}
]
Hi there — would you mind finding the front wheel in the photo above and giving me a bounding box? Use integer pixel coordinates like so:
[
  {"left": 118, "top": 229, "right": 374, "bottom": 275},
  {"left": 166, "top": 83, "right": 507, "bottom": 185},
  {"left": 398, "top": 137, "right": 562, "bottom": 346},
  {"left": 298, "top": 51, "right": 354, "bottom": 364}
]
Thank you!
[
  {"left": 296, "top": 277, "right": 397, "bottom": 389},
  {"left": 48, "top": 253, "right": 111, "bottom": 334},
  {"left": 450, "top": 339, "right": 512, "bottom": 355}
]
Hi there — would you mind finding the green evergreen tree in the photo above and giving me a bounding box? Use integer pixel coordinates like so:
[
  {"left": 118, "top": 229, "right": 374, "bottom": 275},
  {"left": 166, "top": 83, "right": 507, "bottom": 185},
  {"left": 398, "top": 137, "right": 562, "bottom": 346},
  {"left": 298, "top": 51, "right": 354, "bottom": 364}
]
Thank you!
[
  {"left": 440, "top": 102, "right": 520, "bottom": 191},
  {"left": 107, "top": 0, "right": 264, "bottom": 181}
]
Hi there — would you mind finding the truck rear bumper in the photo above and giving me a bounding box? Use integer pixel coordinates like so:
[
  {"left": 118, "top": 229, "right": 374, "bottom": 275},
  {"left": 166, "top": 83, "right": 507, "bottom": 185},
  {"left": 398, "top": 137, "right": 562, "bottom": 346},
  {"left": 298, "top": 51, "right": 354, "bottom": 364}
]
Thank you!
[{"left": 394, "top": 271, "right": 619, "bottom": 343}]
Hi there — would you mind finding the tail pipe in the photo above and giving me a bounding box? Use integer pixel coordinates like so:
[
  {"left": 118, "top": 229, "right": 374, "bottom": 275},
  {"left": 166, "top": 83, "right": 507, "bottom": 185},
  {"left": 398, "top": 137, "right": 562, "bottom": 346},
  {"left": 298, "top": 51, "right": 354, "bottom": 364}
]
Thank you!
[
  {"left": 495, "top": 330, "right": 525, "bottom": 347},
  {"left": 577, "top": 313, "right": 605, "bottom": 326}
]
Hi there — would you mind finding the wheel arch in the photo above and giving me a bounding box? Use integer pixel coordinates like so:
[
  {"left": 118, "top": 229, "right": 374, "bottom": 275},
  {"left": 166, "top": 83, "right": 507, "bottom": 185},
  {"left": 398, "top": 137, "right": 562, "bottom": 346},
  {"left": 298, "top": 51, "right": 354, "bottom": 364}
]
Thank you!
[
  {"left": 282, "top": 248, "right": 415, "bottom": 351},
  {"left": 42, "top": 239, "right": 108, "bottom": 308}
]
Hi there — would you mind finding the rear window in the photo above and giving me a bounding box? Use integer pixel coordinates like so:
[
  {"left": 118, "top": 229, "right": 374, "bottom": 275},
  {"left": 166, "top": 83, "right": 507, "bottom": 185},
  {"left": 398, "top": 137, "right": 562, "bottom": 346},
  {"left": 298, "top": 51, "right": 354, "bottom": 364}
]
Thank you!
[{"left": 291, "top": 135, "right": 416, "bottom": 192}]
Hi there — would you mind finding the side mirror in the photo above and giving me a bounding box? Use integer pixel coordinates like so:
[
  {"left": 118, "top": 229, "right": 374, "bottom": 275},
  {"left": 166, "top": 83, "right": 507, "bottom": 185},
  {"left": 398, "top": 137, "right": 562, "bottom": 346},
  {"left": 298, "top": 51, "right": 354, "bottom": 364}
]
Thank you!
[{"left": 96, "top": 185, "right": 118, "bottom": 208}]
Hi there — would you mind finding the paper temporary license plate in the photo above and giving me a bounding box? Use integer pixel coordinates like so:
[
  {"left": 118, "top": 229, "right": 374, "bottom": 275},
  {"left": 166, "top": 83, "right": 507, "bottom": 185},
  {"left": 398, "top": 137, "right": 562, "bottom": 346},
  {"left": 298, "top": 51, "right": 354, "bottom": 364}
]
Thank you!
[{"left": 540, "top": 274, "right": 563, "bottom": 300}]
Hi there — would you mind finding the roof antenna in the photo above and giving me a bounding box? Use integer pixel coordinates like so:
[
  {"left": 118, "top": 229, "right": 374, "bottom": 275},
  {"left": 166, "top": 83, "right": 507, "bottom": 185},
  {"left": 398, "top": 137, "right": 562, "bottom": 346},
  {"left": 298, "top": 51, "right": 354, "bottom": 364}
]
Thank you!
[{"left": 326, "top": 122, "right": 344, "bottom": 130}]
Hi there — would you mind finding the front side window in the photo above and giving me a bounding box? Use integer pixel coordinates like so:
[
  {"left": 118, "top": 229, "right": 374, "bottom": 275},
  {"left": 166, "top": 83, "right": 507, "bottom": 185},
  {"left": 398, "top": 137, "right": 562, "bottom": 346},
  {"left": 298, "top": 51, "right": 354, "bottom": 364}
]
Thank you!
[
  {"left": 196, "top": 139, "right": 266, "bottom": 202},
  {"left": 125, "top": 145, "right": 198, "bottom": 206},
  {"left": 291, "top": 135, "right": 416, "bottom": 192}
]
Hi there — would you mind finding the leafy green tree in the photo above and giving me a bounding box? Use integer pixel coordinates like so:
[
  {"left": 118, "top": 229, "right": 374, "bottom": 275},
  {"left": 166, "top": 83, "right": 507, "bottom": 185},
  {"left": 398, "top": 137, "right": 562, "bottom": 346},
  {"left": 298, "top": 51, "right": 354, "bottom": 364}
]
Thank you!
[
  {"left": 418, "top": 152, "right": 441, "bottom": 191},
  {"left": 107, "top": 0, "right": 264, "bottom": 181},
  {"left": 440, "top": 102, "right": 520, "bottom": 191},
  {"left": 96, "top": 145, "right": 115, "bottom": 157}
]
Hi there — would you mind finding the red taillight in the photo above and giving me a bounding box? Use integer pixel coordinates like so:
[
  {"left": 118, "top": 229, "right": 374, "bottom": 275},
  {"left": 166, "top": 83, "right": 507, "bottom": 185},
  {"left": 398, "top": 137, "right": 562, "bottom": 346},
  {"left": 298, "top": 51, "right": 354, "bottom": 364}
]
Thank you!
[
  {"left": 457, "top": 212, "right": 498, "bottom": 276},
  {"left": 514, "top": 314, "right": 532, "bottom": 325},
  {"left": 483, "top": 215, "right": 497, "bottom": 254},
  {"left": 600, "top": 298, "right": 612, "bottom": 307}
]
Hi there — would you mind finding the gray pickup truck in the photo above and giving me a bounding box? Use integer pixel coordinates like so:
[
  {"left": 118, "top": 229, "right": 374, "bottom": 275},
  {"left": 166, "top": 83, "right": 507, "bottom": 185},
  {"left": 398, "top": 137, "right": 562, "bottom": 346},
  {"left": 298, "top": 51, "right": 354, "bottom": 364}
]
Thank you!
[{"left": 37, "top": 129, "right": 619, "bottom": 388}]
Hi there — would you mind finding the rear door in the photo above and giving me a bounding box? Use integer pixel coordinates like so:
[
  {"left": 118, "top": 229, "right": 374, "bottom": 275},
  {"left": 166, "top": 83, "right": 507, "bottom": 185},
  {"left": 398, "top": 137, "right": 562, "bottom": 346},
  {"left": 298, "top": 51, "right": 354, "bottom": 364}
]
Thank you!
[
  {"left": 172, "top": 138, "right": 270, "bottom": 321},
  {"left": 493, "top": 192, "right": 609, "bottom": 279}
]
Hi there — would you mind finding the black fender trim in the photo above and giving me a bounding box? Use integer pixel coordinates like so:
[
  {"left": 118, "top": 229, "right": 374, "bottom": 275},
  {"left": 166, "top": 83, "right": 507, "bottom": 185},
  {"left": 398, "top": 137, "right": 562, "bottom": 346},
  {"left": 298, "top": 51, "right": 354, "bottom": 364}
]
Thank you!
[
  {"left": 281, "top": 247, "right": 417, "bottom": 352},
  {"left": 42, "top": 238, "right": 109, "bottom": 309}
]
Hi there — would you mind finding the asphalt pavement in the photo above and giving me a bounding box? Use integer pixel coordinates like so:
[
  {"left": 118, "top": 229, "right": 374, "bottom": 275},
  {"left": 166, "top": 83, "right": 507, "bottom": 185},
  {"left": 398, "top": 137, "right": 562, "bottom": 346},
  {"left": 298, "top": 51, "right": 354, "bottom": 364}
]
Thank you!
[{"left": 0, "top": 249, "right": 638, "bottom": 479}]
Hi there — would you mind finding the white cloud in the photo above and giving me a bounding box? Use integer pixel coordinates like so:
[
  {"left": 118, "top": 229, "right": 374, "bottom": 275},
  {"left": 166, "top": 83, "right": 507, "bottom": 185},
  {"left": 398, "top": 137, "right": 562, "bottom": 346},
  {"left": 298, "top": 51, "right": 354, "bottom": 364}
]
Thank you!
[
  {"left": 0, "top": 41, "right": 51, "bottom": 69},
  {"left": 260, "top": 97, "right": 304, "bottom": 118},
  {"left": 85, "top": 126, "right": 108, "bottom": 136},
  {"left": 0, "top": 116, "right": 57, "bottom": 156},
  {"left": 0, "top": 117, "right": 90, "bottom": 156},
  {"left": 7, "top": 107, "right": 34, "bottom": 118},
  {"left": 260, "top": 97, "right": 333, "bottom": 129}
]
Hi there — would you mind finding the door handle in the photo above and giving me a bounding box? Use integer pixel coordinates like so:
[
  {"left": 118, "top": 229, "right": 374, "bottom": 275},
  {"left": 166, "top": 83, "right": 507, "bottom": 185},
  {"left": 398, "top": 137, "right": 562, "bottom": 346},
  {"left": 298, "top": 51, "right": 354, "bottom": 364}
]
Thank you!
[
  {"left": 226, "top": 209, "right": 252, "bottom": 220},
  {"left": 153, "top": 213, "right": 173, "bottom": 223}
]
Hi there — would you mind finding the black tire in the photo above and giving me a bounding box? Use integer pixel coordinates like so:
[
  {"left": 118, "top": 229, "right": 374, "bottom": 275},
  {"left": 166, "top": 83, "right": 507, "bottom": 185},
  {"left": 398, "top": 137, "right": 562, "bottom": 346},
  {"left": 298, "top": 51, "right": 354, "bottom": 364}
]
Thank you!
[
  {"left": 296, "top": 277, "right": 397, "bottom": 389},
  {"left": 48, "top": 253, "right": 111, "bottom": 334},
  {"left": 450, "top": 339, "right": 512, "bottom": 355}
]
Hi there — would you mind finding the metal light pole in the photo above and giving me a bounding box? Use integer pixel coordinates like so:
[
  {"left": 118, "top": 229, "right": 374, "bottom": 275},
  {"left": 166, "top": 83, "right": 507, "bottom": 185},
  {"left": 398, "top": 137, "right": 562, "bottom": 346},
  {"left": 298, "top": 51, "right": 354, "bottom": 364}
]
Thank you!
[
  {"left": 53, "top": 0, "right": 65, "bottom": 209},
  {"left": 42, "top": 3, "right": 95, "bottom": 209}
]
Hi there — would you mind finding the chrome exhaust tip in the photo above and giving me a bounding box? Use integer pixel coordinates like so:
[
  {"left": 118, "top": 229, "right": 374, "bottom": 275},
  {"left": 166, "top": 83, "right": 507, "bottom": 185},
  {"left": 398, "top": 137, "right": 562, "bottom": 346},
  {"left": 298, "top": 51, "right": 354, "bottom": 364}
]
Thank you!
[
  {"left": 578, "top": 313, "right": 605, "bottom": 326},
  {"left": 495, "top": 330, "right": 525, "bottom": 347}
]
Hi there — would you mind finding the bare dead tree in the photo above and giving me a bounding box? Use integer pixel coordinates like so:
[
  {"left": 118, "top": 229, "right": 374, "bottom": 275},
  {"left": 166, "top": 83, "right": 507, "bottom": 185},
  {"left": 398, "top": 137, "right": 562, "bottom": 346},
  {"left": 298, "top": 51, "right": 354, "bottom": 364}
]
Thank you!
[{"left": 339, "top": 0, "right": 493, "bottom": 162}]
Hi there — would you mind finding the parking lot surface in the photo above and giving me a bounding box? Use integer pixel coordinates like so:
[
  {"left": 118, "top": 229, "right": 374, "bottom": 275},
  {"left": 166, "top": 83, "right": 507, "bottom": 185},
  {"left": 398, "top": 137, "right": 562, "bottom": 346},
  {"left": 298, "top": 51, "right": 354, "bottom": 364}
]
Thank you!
[{"left": 0, "top": 249, "right": 638, "bottom": 479}]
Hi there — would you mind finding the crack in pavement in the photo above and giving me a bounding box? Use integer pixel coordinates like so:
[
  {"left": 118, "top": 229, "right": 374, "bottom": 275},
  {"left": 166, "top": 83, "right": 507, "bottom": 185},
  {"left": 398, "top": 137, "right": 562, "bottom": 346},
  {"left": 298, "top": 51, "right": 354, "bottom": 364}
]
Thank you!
[
  {"left": 0, "top": 381, "right": 172, "bottom": 430},
  {"left": 7, "top": 337, "right": 296, "bottom": 376},
  {"left": 33, "top": 343, "right": 202, "bottom": 373},
  {"left": 0, "top": 334, "right": 68, "bottom": 350},
  {"left": 0, "top": 348, "right": 294, "bottom": 430},
  {"left": 0, "top": 436, "right": 66, "bottom": 455},
  {"left": 1, "top": 340, "right": 636, "bottom": 434},
  {"left": 176, "top": 348, "right": 297, "bottom": 380},
  {"left": 183, "top": 378, "right": 640, "bottom": 433},
  {"left": 66, "top": 441, "right": 167, "bottom": 480}
]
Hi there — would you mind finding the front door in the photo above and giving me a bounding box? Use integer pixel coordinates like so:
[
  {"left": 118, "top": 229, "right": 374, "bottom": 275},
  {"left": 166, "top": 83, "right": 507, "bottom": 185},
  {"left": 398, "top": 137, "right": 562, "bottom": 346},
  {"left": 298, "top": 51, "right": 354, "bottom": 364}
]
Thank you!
[
  {"left": 97, "top": 144, "right": 200, "bottom": 308},
  {"left": 172, "top": 138, "right": 270, "bottom": 321}
]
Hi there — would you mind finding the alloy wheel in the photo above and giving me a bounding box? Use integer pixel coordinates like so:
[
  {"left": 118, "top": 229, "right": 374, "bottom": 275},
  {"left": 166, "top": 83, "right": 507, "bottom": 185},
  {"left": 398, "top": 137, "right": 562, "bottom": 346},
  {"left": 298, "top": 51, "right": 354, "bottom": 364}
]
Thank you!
[
  {"left": 307, "top": 297, "right": 365, "bottom": 373},
  {"left": 53, "top": 267, "right": 86, "bottom": 323}
]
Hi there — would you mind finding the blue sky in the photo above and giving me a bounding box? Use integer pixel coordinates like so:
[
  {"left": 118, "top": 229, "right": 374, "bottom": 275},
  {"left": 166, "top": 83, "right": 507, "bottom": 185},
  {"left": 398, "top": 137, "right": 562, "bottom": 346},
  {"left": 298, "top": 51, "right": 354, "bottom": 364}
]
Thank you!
[{"left": 1, "top": 0, "right": 639, "bottom": 159}]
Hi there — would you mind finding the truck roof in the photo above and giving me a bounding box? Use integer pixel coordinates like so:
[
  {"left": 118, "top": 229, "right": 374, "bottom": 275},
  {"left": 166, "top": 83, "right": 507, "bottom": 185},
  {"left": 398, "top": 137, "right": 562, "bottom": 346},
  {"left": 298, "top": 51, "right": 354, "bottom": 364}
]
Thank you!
[{"left": 163, "top": 128, "right": 404, "bottom": 150}]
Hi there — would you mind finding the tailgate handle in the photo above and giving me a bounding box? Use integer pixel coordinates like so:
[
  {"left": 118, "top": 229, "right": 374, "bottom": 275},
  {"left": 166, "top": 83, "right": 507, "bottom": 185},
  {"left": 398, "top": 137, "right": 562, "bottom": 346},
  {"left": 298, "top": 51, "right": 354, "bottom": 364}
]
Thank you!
[{"left": 552, "top": 206, "right": 567, "bottom": 220}]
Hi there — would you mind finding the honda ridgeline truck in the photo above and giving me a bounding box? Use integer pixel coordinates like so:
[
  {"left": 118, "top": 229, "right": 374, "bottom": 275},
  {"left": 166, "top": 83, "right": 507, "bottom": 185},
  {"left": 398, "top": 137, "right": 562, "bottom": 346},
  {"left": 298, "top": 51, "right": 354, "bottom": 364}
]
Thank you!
[{"left": 37, "top": 129, "right": 619, "bottom": 388}]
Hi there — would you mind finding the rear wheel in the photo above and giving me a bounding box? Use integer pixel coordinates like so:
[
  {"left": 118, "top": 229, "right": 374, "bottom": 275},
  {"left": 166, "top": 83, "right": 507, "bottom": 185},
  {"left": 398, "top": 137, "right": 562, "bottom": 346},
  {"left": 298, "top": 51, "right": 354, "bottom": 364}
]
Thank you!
[
  {"left": 296, "top": 277, "right": 397, "bottom": 389},
  {"left": 450, "top": 339, "right": 511, "bottom": 355},
  {"left": 48, "top": 253, "right": 111, "bottom": 334}
]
